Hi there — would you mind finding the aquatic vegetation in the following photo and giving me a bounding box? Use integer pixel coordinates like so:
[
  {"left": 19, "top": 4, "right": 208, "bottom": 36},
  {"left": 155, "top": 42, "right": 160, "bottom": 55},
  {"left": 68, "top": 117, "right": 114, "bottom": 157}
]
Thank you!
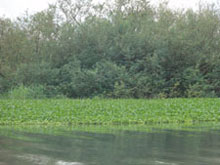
[{"left": 0, "top": 98, "right": 220, "bottom": 125}]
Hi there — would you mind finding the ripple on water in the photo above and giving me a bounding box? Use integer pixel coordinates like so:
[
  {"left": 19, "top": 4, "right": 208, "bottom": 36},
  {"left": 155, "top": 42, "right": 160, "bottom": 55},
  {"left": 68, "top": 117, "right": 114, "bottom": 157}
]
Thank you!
[
  {"left": 154, "top": 160, "right": 178, "bottom": 165},
  {"left": 16, "top": 154, "right": 83, "bottom": 165},
  {"left": 56, "top": 161, "right": 83, "bottom": 165}
]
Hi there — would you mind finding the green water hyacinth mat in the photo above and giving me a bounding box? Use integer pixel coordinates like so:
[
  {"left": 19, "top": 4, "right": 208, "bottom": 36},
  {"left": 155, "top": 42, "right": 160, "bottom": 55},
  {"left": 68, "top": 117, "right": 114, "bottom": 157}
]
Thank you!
[{"left": 0, "top": 98, "right": 220, "bottom": 125}]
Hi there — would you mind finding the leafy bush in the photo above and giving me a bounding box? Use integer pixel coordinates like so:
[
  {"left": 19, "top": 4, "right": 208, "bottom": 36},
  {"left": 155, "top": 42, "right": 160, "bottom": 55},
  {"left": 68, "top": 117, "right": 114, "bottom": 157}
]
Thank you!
[
  {"left": 1, "top": 0, "right": 220, "bottom": 98},
  {"left": 8, "top": 85, "right": 46, "bottom": 99}
]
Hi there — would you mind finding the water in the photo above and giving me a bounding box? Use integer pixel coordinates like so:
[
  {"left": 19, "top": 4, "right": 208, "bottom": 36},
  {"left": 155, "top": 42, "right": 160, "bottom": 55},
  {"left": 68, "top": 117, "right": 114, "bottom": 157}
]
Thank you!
[{"left": 1, "top": 125, "right": 220, "bottom": 165}]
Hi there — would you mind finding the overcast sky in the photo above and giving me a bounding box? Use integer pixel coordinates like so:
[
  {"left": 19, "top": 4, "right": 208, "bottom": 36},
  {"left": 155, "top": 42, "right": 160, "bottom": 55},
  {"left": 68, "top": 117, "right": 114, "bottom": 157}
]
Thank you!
[{"left": 0, "top": 0, "right": 217, "bottom": 19}]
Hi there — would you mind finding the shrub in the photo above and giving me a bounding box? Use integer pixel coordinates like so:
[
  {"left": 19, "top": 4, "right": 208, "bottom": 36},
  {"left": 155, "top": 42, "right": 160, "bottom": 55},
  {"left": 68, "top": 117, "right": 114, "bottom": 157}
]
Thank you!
[{"left": 8, "top": 85, "right": 46, "bottom": 99}]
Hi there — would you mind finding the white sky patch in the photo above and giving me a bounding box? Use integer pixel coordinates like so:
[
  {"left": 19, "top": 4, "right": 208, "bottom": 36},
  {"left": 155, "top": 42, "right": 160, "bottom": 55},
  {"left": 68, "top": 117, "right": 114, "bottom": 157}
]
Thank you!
[
  {"left": 0, "top": 0, "right": 218, "bottom": 19},
  {"left": 0, "top": 0, "right": 56, "bottom": 19}
]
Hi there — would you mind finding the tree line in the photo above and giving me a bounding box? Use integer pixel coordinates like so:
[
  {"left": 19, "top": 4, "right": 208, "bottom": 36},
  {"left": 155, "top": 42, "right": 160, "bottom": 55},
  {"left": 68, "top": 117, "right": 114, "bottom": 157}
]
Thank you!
[{"left": 1, "top": 0, "right": 220, "bottom": 98}]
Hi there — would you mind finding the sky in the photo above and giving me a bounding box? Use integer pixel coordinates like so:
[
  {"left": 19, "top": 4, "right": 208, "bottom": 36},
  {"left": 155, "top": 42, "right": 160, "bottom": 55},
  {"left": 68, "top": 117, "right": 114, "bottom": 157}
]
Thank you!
[{"left": 0, "top": 0, "right": 217, "bottom": 19}]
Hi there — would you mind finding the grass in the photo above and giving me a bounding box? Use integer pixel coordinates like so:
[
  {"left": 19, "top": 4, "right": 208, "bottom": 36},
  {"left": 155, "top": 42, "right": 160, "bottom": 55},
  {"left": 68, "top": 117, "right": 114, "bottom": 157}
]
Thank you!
[{"left": 0, "top": 98, "right": 220, "bottom": 125}]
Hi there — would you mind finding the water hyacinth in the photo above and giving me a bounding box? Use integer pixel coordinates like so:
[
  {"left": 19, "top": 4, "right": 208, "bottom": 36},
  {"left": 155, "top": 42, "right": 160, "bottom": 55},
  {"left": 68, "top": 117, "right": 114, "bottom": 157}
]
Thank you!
[{"left": 0, "top": 98, "right": 220, "bottom": 125}]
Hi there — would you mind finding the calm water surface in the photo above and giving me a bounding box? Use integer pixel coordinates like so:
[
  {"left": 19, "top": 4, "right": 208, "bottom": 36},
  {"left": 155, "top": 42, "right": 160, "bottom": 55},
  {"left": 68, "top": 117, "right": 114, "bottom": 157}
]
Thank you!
[{"left": 0, "top": 125, "right": 220, "bottom": 165}]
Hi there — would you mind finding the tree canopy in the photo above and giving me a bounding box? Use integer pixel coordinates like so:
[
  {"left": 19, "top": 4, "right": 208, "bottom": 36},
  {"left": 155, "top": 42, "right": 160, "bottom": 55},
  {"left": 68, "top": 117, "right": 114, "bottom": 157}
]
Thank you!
[{"left": 1, "top": 0, "right": 220, "bottom": 98}]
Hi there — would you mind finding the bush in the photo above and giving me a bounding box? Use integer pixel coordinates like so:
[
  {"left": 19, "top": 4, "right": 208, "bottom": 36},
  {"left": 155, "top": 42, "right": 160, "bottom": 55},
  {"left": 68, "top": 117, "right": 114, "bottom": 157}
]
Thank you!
[{"left": 8, "top": 85, "right": 47, "bottom": 99}]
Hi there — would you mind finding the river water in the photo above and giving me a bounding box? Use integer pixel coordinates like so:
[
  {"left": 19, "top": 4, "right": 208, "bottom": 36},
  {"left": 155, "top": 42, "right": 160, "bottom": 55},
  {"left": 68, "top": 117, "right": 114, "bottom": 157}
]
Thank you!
[{"left": 0, "top": 124, "right": 220, "bottom": 165}]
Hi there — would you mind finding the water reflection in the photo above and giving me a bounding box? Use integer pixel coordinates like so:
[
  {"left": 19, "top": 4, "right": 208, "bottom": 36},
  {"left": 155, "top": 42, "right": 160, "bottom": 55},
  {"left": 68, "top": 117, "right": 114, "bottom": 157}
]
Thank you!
[{"left": 0, "top": 125, "right": 220, "bottom": 165}]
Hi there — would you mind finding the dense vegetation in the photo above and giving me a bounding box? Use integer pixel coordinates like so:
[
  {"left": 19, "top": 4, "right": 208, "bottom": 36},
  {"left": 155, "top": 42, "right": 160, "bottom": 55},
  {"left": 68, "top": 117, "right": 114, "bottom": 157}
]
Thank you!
[
  {"left": 0, "top": 98, "right": 220, "bottom": 125},
  {"left": 1, "top": 0, "right": 220, "bottom": 98}
]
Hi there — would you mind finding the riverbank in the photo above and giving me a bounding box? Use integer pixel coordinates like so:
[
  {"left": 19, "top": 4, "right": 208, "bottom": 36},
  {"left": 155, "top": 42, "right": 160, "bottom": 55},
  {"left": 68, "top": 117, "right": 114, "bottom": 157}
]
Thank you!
[{"left": 0, "top": 98, "right": 220, "bottom": 125}]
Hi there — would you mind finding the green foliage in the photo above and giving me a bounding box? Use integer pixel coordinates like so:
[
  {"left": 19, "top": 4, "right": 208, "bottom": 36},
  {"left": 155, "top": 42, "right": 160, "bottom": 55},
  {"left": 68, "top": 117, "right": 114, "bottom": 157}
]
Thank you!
[
  {"left": 14, "top": 62, "right": 59, "bottom": 86},
  {"left": 0, "top": 77, "right": 13, "bottom": 94},
  {"left": 7, "top": 85, "right": 46, "bottom": 99},
  {"left": 0, "top": 98, "right": 220, "bottom": 125},
  {"left": 1, "top": 0, "right": 220, "bottom": 98},
  {"left": 111, "top": 81, "right": 132, "bottom": 98}
]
